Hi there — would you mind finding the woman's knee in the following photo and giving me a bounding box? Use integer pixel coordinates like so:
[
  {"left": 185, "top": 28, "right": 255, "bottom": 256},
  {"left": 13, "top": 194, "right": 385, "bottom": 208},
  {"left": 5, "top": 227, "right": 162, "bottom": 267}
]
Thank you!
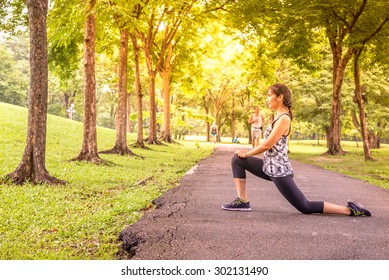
[
  {"left": 231, "top": 155, "right": 240, "bottom": 166},
  {"left": 231, "top": 155, "right": 246, "bottom": 178},
  {"left": 298, "top": 207, "right": 312, "bottom": 215},
  {"left": 295, "top": 202, "right": 314, "bottom": 214}
]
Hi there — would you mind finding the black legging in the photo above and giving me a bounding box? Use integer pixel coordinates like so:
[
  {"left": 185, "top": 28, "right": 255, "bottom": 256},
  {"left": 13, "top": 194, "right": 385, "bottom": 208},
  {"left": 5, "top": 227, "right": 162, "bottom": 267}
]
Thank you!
[{"left": 231, "top": 156, "right": 324, "bottom": 214}]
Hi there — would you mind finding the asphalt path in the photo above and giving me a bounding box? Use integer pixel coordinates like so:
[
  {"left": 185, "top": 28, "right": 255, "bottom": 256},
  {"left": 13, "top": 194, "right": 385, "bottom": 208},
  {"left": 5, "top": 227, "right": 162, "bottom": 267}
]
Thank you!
[{"left": 119, "top": 144, "right": 389, "bottom": 260}]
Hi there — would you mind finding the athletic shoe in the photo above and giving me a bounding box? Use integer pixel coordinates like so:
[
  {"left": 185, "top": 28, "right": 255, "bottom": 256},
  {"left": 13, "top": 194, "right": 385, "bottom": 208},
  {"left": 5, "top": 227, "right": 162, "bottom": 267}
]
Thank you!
[
  {"left": 347, "top": 201, "right": 372, "bottom": 217},
  {"left": 222, "top": 197, "right": 251, "bottom": 211}
]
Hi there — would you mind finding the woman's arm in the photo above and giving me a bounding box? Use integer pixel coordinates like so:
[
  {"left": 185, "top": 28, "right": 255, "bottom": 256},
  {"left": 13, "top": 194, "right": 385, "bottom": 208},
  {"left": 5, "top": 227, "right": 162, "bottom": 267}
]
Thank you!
[{"left": 236, "top": 115, "right": 290, "bottom": 158}]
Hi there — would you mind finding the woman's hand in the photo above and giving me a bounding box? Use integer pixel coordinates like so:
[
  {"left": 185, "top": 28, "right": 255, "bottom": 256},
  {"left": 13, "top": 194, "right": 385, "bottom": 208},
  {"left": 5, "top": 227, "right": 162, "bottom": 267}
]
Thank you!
[{"left": 235, "top": 149, "right": 249, "bottom": 158}]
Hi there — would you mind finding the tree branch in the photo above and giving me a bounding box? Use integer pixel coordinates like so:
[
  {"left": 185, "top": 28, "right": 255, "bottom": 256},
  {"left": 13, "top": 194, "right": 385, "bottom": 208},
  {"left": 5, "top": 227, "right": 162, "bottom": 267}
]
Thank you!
[
  {"left": 330, "top": 0, "right": 367, "bottom": 40},
  {"left": 349, "top": 0, "right": 367, "bottom": 30},
  {"left": 361, "top": 15, "right": 389, "bottom": 45},
  {"left": 203, "top": 0, "right": 235, "bottom": 13}
]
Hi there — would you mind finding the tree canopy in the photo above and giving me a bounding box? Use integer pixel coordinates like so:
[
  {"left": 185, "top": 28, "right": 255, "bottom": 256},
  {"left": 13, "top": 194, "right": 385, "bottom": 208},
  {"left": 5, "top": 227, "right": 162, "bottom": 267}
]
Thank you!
[{"left": 1, "top": 0, "right": 388, "bottom": 168}]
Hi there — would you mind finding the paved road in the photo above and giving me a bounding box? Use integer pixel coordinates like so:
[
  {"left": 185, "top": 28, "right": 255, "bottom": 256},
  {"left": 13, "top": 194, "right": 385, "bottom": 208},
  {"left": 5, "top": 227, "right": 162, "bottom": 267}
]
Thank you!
[{"left": 119, "top": 144, "right": 389, "bottom": 260}]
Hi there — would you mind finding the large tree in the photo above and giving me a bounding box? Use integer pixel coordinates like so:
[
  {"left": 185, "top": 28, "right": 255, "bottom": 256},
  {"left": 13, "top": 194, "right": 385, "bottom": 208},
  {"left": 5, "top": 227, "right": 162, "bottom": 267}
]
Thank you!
[
  {"left": 6, "top": 0, "right": 65, "bottom": 185},
  {"left": 158, "top": 31, "right": 175, "bottom": 143},
  {"left": 157, "top": 0, "right": 196, "bottom": 143},
  {"left": 273, "top": 0, "right": 367, "bottom": 155},
  {"left": 135, "top": 0, "right": 197, "bottom": 144},
  {"left": 321, "top": 0, "right": 389, "bottom": 155},
  {"left": 72, "top": 0, "right": 102, "bottom": 163},
  {"left": 130, "top": 30, "right": 146, "bottom": 148},
  {"left": 351, "top": 65, "right": 389, "bottom": 150},
  {"left": 99, "top": 9, "right": 135, "bottom": 155},
  {"left": 129, "top": 1, "right": 148, "bottom": 148},
  {"left": 100, "top": 28, "right": 134, "bottom": 155},
  {"left": 231, "top": 0, "right": 389, "bottom": 155},
  {"left": 350, "top": 4, "right": 389, "bottom": 160},
  {"left": 136, "top": 1, "right": 162, "bottom": 144}
]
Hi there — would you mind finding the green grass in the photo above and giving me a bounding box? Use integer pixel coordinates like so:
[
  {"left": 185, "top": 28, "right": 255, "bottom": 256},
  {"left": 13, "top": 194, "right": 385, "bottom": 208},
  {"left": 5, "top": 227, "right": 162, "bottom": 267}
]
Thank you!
[
  {"left": 288, "top": 140, "right": 389, "bottom": 190},
  {"left": 0, "top": 102, "right": 214, "bottom": 259}
]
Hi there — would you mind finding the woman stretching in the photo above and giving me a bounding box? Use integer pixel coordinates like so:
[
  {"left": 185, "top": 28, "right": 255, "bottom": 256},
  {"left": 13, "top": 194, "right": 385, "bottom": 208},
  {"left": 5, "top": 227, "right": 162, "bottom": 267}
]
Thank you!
[{"left": 222, "top": 83, "right": 371, "bottom": 217}]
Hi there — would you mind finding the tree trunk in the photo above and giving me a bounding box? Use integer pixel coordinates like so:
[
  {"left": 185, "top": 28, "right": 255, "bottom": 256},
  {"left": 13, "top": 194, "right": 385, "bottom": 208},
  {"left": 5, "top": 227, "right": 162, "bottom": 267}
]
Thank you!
[
  {"left": 325, "top": 45, "right": 352, "bottom": 155},
  {"left": 141, "top": 29, "right": 160, "bottom": 145},
  {"left": 130, "top": 33, "right": 146, "bottom": 148},
  {"left": 214, "top": 108, "right": 220, "bottom": 143},
  {"left": 368, "top": 130, "right": 381, "bottom": 149},
  {"left": 202, "top": 95, "right": 211, "bottom": 142},
  {"left": 325, "top": 126, "right": 330, "bottom": 148},
  {"left": 100, "top": 29, "right": 133, "bottom": 155},
  {"left": 7, "top": 0, "right": 65, "bottom": 185},
  {"left": 146, "top": 71, "right": 159, "bottom": 144},
  {"left": 115, "top": 29, "right": 131, "bottom": 154},
  {"left": 217, "top": 123, "right": 222, "bottom": 143},
  {"left": 353, "top": 49, "right": 373, "bottom": 161},
  {"left": 126, "top": 92, "right": 131, "bottom": 133},
  {"left": 160, "top": 68, "right": 173, "bottom": 142},
  {"left": 143, "top": 40, "right": 160, "bottom": 144},
  {"left": 160, "top": 43, "right": 174, "bottom": 143},
  {"left": 72, "top": 0, "right": 102, "bottom": 163}
]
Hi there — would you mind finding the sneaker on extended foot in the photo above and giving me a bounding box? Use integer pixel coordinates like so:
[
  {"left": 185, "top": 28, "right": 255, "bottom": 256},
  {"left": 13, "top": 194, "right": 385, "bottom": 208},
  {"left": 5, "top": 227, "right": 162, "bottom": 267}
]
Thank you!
[
  {"left": 222, "top": 197, "right": 251, "bottom": 212},
  {"left": 347, "top": 201, "right": 372, "bottom": 217}
]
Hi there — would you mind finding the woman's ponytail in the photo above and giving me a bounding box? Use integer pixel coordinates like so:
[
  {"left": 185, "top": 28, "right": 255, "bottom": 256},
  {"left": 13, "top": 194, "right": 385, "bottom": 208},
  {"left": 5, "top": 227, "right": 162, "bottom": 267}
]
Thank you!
[{"left": 269, "top": 83, "right": 293, "bottom": 120}]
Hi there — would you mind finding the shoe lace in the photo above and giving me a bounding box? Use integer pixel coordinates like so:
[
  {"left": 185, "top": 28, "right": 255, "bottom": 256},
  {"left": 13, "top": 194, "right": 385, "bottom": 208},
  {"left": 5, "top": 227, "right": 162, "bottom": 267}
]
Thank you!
[
  {"left": 232, "top": 198, "right": 243, "bottom": 205},
  {"left": 349, "top": 207, "right": 364, "bottom": 216}
]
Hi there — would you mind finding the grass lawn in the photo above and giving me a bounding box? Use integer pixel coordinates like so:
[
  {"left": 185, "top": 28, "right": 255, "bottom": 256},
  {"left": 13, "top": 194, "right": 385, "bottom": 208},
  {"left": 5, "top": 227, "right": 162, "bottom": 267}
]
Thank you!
[{"left": 288, "top": 140, "right": 389, "bottom": 191}]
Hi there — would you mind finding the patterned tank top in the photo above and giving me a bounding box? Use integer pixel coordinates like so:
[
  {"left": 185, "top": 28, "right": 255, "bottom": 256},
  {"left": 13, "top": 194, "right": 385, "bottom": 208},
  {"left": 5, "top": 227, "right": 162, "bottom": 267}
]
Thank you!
[{"left": 262, "top": 113, "right": 293, "bottom": 177}]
